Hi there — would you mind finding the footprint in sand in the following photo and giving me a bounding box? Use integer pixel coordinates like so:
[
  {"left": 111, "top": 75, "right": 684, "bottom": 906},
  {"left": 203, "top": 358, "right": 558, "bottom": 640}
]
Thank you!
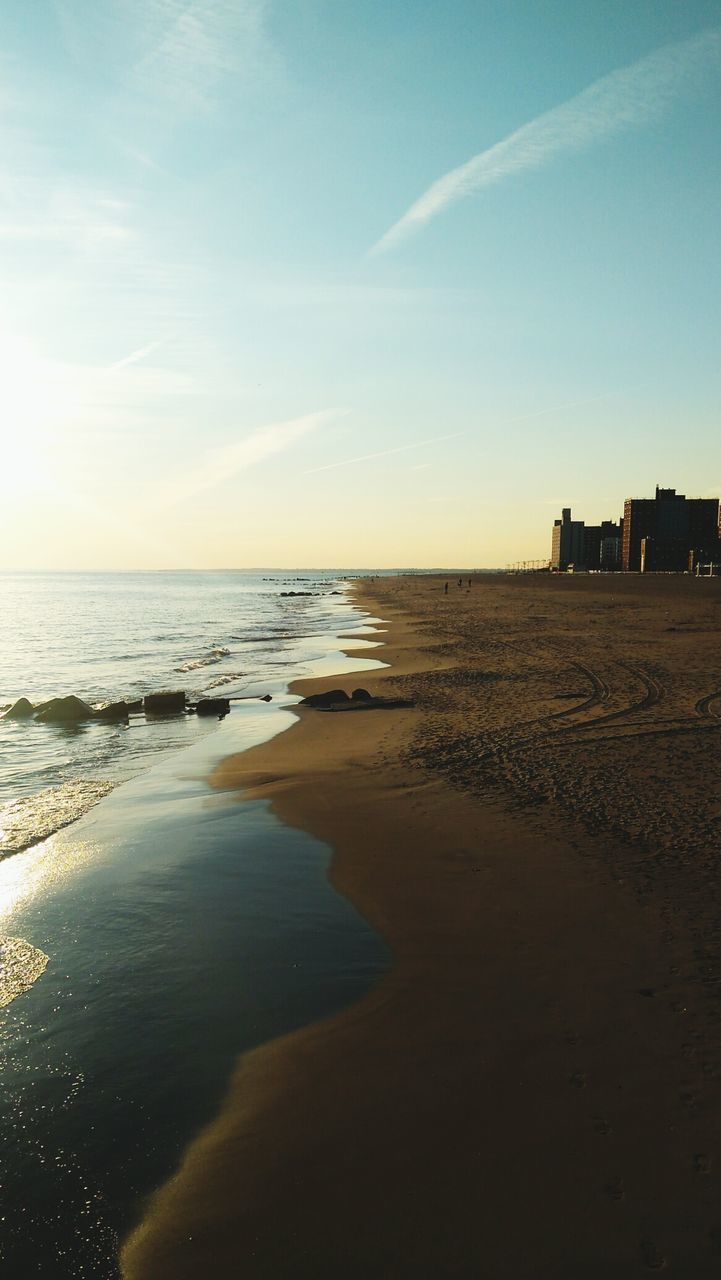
[{"left": 640, "top": 1240, "right": 666, "bottom": 1270}]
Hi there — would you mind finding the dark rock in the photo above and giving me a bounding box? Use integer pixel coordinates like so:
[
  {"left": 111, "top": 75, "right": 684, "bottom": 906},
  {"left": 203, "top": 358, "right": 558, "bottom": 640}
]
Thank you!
[
  {"left": 126, "top": 699, "right": 143, "bottom": 713},
  {"left": 299, "top": 689, "right": 350, "bottom": 708},
  {"left": 301, "top": 692, "right": 415, "bottom": 713},
  {"left": 260, "top": 694, "right": 272, "bottom": 702},
  {"left": 144, "top": 690, "right": 186, "bottom": 715},
  {"left": 195, "top": 697, "right": 230, "bottom": 717},
  {"left": 35, "top": 695, "right": 94, "bottom": 723},
  {"left": 351, "top": 688, "right": 372, "bottom": 701},
  {"left": 94, "top": 701, "right": 130, "bottom": 721},
  {"left": 280, "top": 591, "right": 316, "bottom": 597},
  {"left": 3, "top": 697, "right": 34, "bottom": 719}
]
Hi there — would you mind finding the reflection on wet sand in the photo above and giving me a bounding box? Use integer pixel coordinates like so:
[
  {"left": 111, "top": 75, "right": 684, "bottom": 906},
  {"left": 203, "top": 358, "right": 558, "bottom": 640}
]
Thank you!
[
  {"left": 0, "top": 831, "right": 98, "bottom": 927},
  {"left": 0, "top": 829, "right": 95, "bottom": 1007}
]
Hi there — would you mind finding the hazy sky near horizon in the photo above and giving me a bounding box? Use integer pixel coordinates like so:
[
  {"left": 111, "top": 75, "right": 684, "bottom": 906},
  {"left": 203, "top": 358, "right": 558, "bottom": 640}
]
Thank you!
[{"left": 1, "top": 0, "right": 720, "bottom": 569}]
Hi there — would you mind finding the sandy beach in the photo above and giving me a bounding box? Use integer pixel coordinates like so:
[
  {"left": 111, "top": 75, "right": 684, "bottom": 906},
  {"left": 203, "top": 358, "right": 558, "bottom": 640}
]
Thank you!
[{"left": 122, "top": 573, "right": 721, "bottom": 1278}]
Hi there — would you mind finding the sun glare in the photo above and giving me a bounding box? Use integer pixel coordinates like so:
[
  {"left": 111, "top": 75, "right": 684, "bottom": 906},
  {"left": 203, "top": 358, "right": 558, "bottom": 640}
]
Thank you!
[{"left": 0, "top": 336, "right": 59, "bottom": 486}]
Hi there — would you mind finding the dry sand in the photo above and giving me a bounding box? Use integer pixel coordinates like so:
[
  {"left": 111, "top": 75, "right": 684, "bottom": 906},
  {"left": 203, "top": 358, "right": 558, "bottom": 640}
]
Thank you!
[{"left": 122, "top": 574, "right": 721, "bottom": 1278}]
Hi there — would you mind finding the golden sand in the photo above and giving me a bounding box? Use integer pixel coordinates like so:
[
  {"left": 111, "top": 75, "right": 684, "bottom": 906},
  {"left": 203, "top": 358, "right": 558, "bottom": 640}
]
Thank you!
[{"left": 122, "top": 574, "right": 721, "bottom": 1278}]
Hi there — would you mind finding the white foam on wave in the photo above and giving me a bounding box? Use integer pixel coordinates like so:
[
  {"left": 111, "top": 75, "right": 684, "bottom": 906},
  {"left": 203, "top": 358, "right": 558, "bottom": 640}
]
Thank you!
[
  {"left": 204, "top": 671, "right": 246, "bottom": 689},
  {"left": 0, "top": 779, "right": 115, "bottom": 857},
  {"left": 174, "top": 646, "right": 231, "bottom": 674},
  {"left": 0, "top": 934, "right": 49, "bottom": 1007}
]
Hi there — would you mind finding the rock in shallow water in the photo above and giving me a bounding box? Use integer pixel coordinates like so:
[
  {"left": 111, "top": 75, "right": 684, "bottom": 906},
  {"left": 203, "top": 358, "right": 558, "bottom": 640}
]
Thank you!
[
  {"left": 3, "top": 698, "right": 34, "bottom": 720},
  {"left": 35, "top": 696, "right": 94, "bottom": 723},
  {"left": 194, "top": 698, "right": 230, "bottom": 717},
  {"left": 144, "top": 691, "right": 186, "bottom": 715},
  {"left": 93, "top": 701, "right": 129, "bottom": 721}
]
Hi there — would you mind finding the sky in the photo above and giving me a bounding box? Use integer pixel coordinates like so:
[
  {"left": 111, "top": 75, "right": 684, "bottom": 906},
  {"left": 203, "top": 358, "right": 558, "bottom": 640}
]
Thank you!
[{"left": 1, "top": 0, "right": 720, "bottom": 569}]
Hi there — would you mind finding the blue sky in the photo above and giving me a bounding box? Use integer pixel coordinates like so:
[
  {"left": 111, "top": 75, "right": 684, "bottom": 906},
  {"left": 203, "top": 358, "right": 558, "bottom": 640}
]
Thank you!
[{"left": 1, "top": 0, "right": 719, "bottom": 568}]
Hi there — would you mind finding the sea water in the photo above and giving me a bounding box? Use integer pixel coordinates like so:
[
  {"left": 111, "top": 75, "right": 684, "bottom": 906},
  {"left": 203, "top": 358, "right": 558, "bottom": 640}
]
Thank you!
[
  {"left": 0, "top": 570, "right": 390, "bottom": 1276},
  {"left": 1, "top": 570, "right": 372, "bottom": 821}
]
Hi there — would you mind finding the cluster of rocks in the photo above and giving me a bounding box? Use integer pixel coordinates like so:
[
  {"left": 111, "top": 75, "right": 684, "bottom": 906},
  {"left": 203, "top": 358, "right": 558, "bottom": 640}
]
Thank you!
[
  {"left": 278, "top": 589, "right": 343, "bottom": 597},
  {"left": 299, "top": 688, "right": 414, "bottom": 712},
  {"left": 2, "top": 690, "right": 273, "bottom": 725}
]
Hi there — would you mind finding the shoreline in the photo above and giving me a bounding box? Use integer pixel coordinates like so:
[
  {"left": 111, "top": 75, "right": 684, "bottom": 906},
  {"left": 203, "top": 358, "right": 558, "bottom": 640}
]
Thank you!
[
  {"left": 0, "top": 588, "right": 389, "bottom": 1276},
  {"left": 121, "top": 574, "right": 721, "bottom": 1277}
]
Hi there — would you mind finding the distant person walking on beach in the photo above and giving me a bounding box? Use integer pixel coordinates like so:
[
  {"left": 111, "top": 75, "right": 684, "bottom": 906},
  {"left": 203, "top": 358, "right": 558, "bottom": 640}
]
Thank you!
[{"left": 444, "top": 582, "right": 448, "bottom": 594}]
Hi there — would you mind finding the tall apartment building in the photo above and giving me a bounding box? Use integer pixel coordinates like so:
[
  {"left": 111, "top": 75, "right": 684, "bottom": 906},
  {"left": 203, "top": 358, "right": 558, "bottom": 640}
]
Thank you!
[
  {"left": 623, "top": 487, "right": 719, "bottom": 572},
  {"left": 551, "top": 508, "right": 585, "bottom": 570},
  {"left": 551, "top": 511, "right": 622, "bottom": 571},
  {"left": 585, "top": 519, "right": 623, "bottom": 571}
]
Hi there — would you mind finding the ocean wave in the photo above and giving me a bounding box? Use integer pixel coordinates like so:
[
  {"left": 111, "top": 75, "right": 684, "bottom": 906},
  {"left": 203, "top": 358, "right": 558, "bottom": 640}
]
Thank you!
[
  {"left": 173, "top": 647, "right": 231, "bottom": 674},
  {"left": 230, "top": 631, "right": 318, "bottom": 644},
  {"left": 0, "top": 779, "right": 116, "bottom": 858},
  {"left": 203, "top": 672, "right": 246, "bottom": 689}
]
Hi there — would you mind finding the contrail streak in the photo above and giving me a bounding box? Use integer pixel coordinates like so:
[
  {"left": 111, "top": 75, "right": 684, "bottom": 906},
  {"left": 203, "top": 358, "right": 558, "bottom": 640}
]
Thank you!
[
  {"left": 371, "top": 26, "right": 721, "bottom": 254},
  {"left": 304, "top": 389, "right": 629, "bottom": 476},
  {"left": 303, "top": 431, "right": 466, "bottom": 475}
]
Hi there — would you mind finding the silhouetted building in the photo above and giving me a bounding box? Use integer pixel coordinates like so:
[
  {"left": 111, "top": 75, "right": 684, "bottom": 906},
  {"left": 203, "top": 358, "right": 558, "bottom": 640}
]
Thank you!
[
  {"left": 640, "top": 537, "right": 689, "bottom": 573},
  {"left": 552, "top": 508, "right": 585, "bottom": 570},
  {"left": 551, "top": 512, "right": 622, "bottom": 571},
  {"left": 583, "top": 525, "right": 601, "bottom": 570},
  {"left": 623, "top": 487, "right": 719, "bottom": 572},
  {"left": 599, "top": 519, "right": 622, "bottom": 571}
]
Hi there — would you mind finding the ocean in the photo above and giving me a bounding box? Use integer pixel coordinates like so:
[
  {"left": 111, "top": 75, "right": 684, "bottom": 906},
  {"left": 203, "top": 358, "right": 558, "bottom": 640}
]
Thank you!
[
  {"left": 0, "top": 570, "right": 390, "bottom": 1276},
  {"left": 1, "top": 570, "right": 379, "bottom": 821}
]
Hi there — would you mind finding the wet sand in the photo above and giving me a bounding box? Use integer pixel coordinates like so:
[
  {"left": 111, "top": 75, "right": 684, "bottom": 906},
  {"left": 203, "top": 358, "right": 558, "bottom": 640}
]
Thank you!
[{"left": 122, "top": 574, "right": 721, "bottom": 1278}]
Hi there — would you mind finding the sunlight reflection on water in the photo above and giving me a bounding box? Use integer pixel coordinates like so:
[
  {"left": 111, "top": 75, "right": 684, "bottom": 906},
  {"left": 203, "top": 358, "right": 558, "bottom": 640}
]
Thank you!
[
  {"left": 0, "top": 935, "right": 49, "bottom": 1007},
  {"left": 0, "top": 831, "right": 97, "bottom": 926}
]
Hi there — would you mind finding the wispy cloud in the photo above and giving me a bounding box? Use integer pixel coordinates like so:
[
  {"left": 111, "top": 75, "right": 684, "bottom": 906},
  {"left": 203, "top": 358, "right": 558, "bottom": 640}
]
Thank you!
[
  {"left": 127, "top": 0, "right": 280, "bottom": 113},
  {"left": 157, "top": 409, "right": 342, "bottom": 507},
  {"left": 53, "top": 0, "right": 281, "bottom": 116},
  {"left": 0, "top": 189, "right": 133, "bottom": 250},
  {"left": 371, "top": 26, "right": 721, "bottom": 254},
  {"left": 107, "top": 340, "right": 167, "bottom": 371}
]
